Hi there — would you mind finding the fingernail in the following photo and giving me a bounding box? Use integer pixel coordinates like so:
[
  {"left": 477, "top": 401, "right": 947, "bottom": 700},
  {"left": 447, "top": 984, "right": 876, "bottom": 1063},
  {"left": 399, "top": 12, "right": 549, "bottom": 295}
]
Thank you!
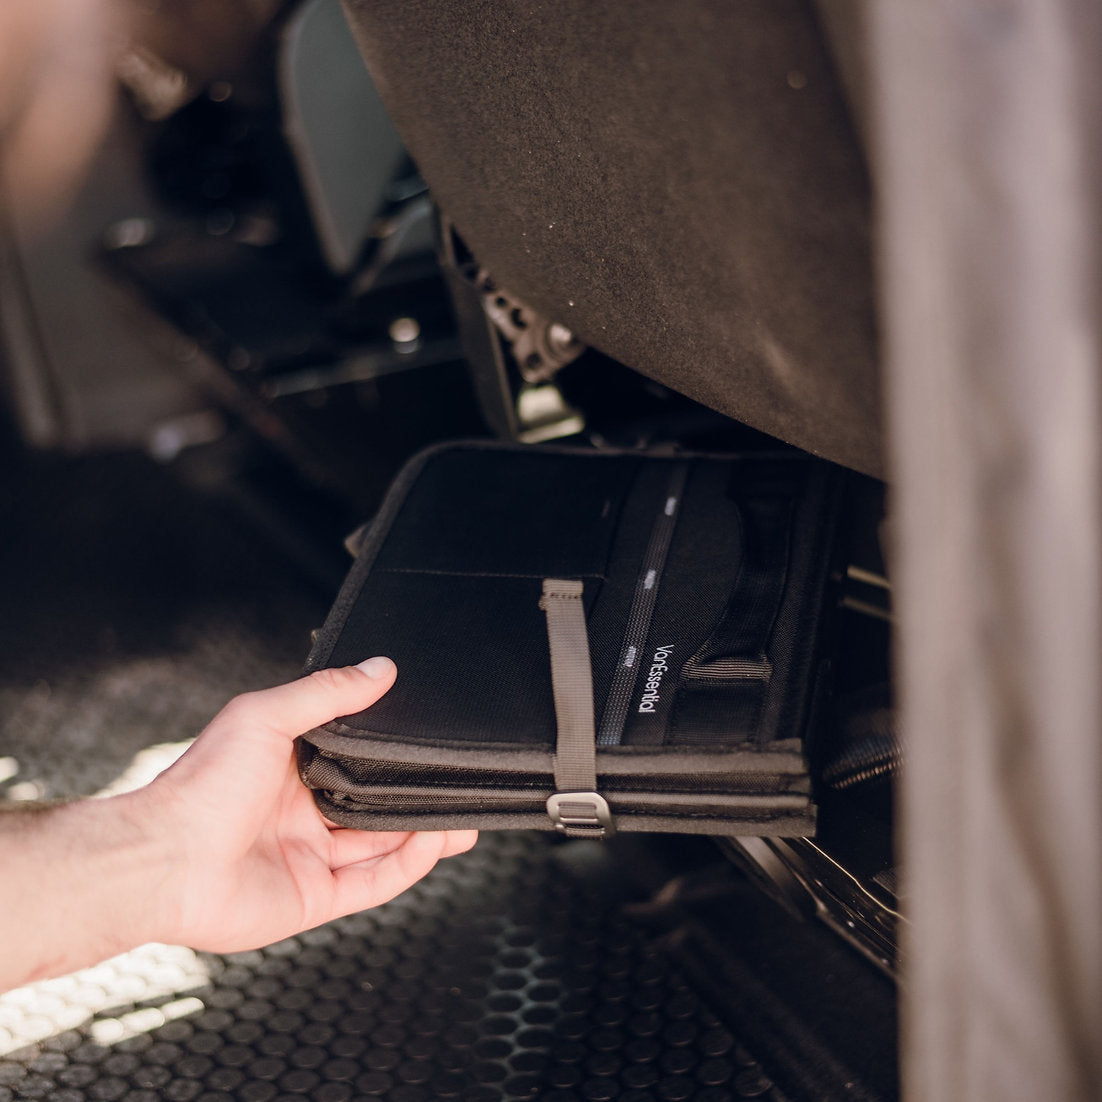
[{"left": 355, "top": 656, "right": 395, "bottom": 679}]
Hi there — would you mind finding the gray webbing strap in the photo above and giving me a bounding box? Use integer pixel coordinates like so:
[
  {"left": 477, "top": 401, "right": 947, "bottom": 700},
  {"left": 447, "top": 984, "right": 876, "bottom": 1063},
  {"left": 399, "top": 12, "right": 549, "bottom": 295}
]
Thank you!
[{"left": 539, "top": 578, "right": 613, "bottom": 836}]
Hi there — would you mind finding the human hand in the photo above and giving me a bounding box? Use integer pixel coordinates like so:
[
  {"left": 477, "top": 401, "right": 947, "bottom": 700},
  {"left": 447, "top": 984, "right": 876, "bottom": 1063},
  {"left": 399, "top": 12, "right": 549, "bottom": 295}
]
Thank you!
[
  {"left": 137, "top": 658, "right": 478, "bottom": 954},
  {"left": 0, "top": 660, "right": 475, "bottom": 993}
]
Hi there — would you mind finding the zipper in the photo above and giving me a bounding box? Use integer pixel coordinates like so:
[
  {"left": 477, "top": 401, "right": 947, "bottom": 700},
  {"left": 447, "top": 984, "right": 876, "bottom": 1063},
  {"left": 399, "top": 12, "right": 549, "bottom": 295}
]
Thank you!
[
  {"left": 322, "top": 784, "right": 544, "bottom": 813},
  {"left": 320, "top": 782, "right": 808, "bottom": 817},
  {"left": 306, "top": 750, "right": 805, "bottom": 802},
  {"left": 304, "top": 749, "right": 547, "bottom": 790},
  {"left": 596, "top": 461, "right": 690, "bottom": 747}
]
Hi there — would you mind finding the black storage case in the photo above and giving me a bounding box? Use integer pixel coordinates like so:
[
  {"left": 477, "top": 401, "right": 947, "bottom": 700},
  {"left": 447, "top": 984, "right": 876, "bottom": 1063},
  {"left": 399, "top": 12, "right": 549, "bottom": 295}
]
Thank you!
[{"left": 298, "top": 441, "right": 843, "bottom": 837}]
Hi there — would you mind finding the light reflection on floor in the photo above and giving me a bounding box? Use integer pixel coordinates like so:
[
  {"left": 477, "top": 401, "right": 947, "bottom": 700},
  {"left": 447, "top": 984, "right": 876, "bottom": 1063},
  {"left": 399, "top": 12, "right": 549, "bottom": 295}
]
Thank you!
[{"left": 0, "top": 943, "right": 210, "bottom": 1058}]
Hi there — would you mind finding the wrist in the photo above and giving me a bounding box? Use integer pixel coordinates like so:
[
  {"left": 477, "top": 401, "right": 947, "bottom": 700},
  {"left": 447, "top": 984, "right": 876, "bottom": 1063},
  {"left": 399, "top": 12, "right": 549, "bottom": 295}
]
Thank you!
[
  {"left": 104, "top": 783, "right": 189, "bottom": 950},
  {"left": 94, "top": 789, "right": 183, "bottom": 946}
]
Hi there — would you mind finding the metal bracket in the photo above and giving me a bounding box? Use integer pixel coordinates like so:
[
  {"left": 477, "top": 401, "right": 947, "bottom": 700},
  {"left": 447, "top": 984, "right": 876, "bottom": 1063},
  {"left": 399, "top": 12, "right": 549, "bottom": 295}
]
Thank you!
[
  {"left": 475, "top": 269, "right": 585, "bottom": 384},
  {"left": 546, "top": 791, "right": 615, "bottom": 838}
]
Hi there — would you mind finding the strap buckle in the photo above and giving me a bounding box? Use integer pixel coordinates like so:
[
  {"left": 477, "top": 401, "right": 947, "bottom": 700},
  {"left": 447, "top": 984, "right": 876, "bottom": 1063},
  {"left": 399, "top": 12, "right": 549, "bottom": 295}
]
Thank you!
[{"left": 546, "top": 791, "right": 615, "bottom": 838}]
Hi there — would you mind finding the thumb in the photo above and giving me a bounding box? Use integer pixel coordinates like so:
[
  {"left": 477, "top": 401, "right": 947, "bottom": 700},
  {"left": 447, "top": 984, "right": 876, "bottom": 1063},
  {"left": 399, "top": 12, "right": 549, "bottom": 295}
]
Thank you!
[{"left": 215, "top": 658, "right": 398, "bottom": 744}]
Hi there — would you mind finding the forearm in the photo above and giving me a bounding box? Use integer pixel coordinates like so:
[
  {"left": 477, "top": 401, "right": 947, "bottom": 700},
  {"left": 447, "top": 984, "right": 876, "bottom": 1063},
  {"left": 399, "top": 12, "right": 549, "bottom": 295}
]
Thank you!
[{"left": 0, "top": 793, "right": 174, "bottom": 992}]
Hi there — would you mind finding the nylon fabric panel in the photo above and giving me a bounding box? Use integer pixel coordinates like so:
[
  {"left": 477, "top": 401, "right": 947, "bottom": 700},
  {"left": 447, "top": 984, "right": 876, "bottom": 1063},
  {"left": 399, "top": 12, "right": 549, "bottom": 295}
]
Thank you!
[
  {"left": 327, "top": 571, "right": 583, "bottom": 745},
  {"left": 373, "top": 447, "right": 640, "bottom": 578},
  {"left": 664, "top": 480, "right": 795, "bottom": 747}
]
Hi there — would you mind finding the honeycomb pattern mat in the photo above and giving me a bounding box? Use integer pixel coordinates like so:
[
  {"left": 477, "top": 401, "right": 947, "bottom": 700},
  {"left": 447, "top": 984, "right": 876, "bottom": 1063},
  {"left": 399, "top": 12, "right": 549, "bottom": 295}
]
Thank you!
[{"left": 0, "top": 832, "right": 786, "bottom": 1102}]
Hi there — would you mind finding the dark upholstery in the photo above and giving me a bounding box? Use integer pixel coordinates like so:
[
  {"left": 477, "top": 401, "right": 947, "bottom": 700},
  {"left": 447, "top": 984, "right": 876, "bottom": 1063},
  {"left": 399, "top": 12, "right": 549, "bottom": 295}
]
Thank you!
[{"left": 342, "top": 0, "right": 881, "bottom": 475}]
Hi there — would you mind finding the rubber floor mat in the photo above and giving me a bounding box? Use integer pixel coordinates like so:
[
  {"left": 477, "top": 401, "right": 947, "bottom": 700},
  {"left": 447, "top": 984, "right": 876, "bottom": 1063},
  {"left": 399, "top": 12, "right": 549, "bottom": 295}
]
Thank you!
[{"left": 0, "top": 832, "right": 786, "bottom": 1102}]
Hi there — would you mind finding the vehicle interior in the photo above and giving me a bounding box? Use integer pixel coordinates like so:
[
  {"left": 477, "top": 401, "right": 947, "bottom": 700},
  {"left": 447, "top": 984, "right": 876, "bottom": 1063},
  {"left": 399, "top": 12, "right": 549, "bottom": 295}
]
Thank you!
[{"left": 1, "top": 2, "right": 1095, "bottom": 1100}]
